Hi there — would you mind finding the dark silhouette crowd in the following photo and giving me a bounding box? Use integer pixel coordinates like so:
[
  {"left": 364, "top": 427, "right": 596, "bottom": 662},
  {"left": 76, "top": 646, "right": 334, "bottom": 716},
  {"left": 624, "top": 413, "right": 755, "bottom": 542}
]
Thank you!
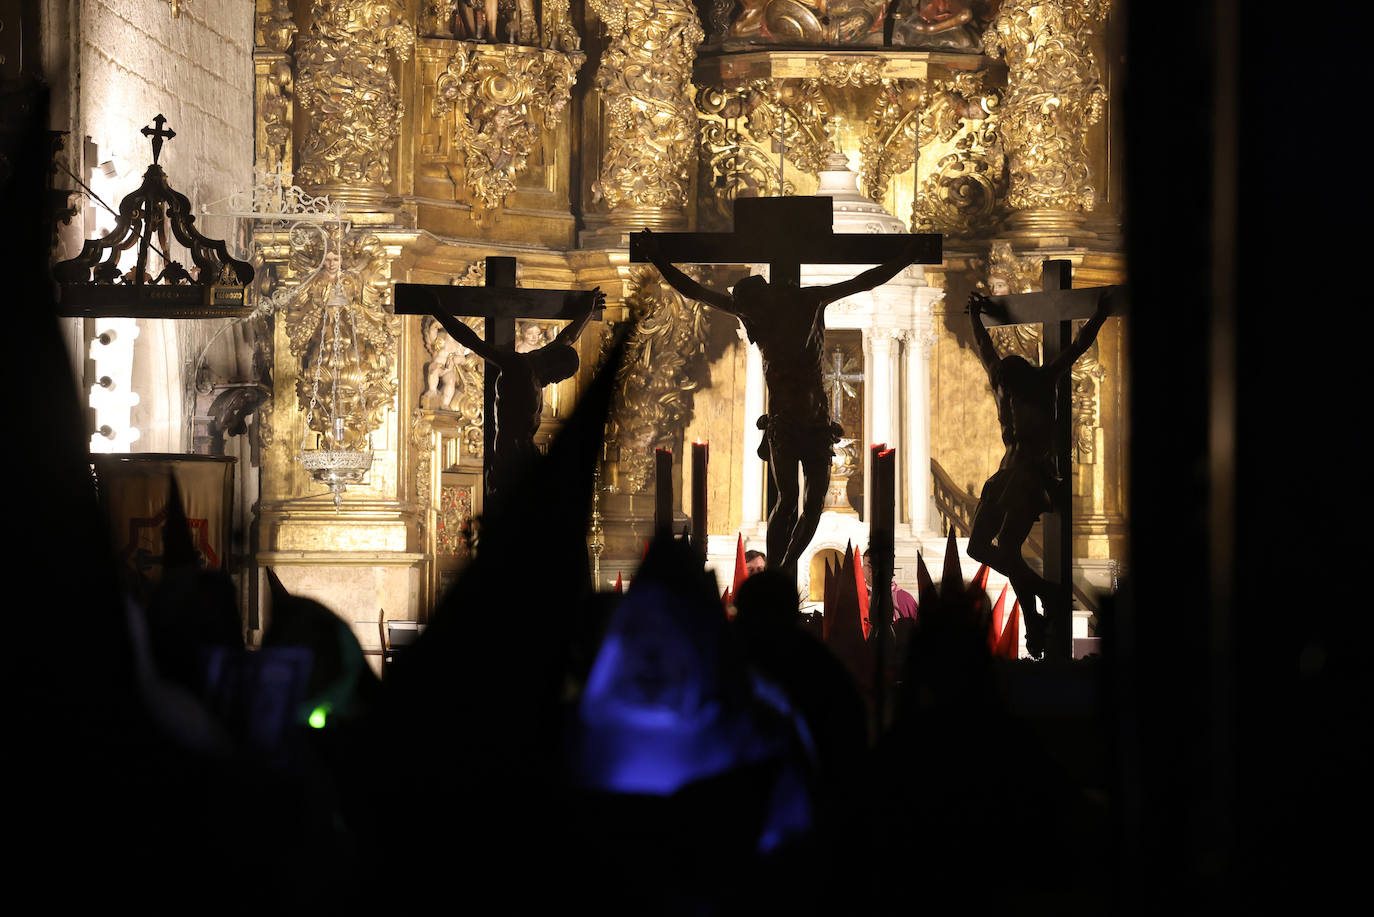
[{"left": 6, "top": 83, "right": 1120, "bottom": 913}]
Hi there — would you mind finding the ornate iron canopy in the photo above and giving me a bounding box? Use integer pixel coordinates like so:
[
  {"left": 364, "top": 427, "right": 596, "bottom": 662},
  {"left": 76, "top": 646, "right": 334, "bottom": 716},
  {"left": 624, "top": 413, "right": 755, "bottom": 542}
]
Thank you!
[{"left": 53, "top": 114, "right": 254, "bottom": 318}]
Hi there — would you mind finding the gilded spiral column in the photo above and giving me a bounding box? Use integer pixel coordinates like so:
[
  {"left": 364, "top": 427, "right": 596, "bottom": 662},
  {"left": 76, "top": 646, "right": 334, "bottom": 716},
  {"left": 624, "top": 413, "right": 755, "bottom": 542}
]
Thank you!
[
  {"left": 983, "top": 0, "right": 1108, "bottom": 242},
  {"left": 588, "top": 0, "right": 704, "bottom": 233},
  {"left": 296, "top": 0, "right": 416, "bottom": 210}
]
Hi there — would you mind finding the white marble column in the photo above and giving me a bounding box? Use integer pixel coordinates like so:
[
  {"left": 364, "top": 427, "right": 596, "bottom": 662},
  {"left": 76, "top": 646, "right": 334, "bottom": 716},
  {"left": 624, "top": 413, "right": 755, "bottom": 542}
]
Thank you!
[
  {"left": 739, "top": 324, "right": 768, "bottom": 531},
  {"left": 863, "top": 326, "right": 901, "bottom": 528},
  {"left": 906, "top": 326, "right": 935, "bottom": 533}
]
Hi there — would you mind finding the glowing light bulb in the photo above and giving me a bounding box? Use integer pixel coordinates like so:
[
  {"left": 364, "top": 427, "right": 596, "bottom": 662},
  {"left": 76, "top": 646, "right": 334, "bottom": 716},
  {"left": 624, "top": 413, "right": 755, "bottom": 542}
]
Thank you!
[{"left": 308, "top": 704, "right": 331, "bottom": 729}]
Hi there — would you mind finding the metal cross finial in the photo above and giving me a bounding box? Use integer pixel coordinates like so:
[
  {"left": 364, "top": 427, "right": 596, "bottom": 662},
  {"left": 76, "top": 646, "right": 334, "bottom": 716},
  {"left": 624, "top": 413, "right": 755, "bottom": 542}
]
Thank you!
[
  {"left": 821, "top": 346, "right": 863, "bottom": 419},
  {"left": 141, "top": 115, "right": 176, "bottom": 164}
]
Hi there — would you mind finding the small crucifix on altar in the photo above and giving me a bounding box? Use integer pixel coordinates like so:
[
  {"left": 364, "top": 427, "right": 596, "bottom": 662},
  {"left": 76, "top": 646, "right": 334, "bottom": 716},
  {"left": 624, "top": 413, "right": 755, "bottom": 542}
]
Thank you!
[
  {"left": 632, "top": 196, "right": 940, "bottom": 575},
  {"left": 394, "top": 257, "right": 603, "bottom": 500},
  {"left": 822, "top": 346, "right": 864, "bottom": 421},
  {"left": 967, "top": 259, "right": 1124, "bottom": 660}
]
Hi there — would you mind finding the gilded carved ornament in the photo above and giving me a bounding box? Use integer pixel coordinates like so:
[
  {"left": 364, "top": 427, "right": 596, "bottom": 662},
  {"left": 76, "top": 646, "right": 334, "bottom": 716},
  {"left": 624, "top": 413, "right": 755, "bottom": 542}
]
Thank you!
[
  {"left": 911, "top": 74, "right": 1004, "bottom": 236},
  {"left": 746, "top": 78, "right": 839, "bottom": 178},
  {"left": 437, "top": 483, "right": 476, "bottom": 557},
  {"left": 695, "top": 73, "right": 842, "bottom": 207},
  {"left": 420, "top": 0, "right": 581, "bottom": 53},
  {"left": 285, "top": 230, "right": 399, "bottom": 447},
  {"left": 859, "top": 78, "right": 925, "bottom": 205},
  {"left": 434, "top": 41, "right": 585, "bottom": 215},
  {"left": 296, "top": 0, "right": 416, "bottom": 195},
  {"left": 603, "top": 265, "right": 711, "bottom": 495},
  {"left": 696, "top": 86, "right": 797, "bottom": 224},
  {"left": 982, "top": 0, "right": 1107, "bottom": 212},
  {"left": 698, "top": 57, "right": 994, "bottom": 213},
  {"left": 257, "top": 1, "right": 296, "bottom": 51},
  {"left": 255, "top": 3, "right": 298, "bottom": 181},
  {"left": 590, "top": 0, "right": 704, "bottom": 215}
]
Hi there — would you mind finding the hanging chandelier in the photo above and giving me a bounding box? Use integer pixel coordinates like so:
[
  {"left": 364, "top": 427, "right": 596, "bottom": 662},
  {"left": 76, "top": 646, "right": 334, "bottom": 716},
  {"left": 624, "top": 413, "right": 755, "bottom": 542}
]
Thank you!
[{"left": 299, "top": 270, "right": 374, "bottom": 508}]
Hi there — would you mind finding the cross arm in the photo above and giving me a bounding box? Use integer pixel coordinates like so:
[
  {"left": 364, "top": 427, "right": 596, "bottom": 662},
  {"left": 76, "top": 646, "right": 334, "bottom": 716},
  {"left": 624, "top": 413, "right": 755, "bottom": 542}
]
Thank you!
[
  {"left": 628, "top": 231, "right": 941, "bottom": 268},
  {"left": 812, "top": 236, "right": 928, "bottom": 305},
  {"left": 394, "top": 283, "right": 602, "bottom": 322},
  {"left": 978, "top": 284, "right": 1126, "bottom": 326}
]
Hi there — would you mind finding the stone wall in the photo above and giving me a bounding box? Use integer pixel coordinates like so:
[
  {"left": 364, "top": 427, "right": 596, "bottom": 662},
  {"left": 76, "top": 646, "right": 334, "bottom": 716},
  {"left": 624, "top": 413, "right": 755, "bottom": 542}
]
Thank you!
[{"left": 73, "top": 0, "right": 255, "bottom": 451}]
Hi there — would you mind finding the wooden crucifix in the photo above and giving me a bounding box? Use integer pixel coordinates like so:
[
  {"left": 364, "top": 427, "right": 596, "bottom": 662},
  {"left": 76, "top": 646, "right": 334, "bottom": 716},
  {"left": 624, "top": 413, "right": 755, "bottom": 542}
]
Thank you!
[
  {"left": 631, "top": 196, "right": 941, "bottom": 575},
  {"left": 968, "top": 260, "right": 1124, "bottom": 660},
  {"left": 394, "top": 257, "right": 603, "bottom": 500}
]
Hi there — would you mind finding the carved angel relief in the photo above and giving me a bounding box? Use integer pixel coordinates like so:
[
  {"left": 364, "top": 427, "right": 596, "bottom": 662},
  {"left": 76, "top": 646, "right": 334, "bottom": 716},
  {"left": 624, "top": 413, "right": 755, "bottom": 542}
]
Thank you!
[
  {"left": 434, "top": 41, "right": 585, "bottom": 215},
  {"left": 419, "top": 261, "right": 487, "bottom": 458}
]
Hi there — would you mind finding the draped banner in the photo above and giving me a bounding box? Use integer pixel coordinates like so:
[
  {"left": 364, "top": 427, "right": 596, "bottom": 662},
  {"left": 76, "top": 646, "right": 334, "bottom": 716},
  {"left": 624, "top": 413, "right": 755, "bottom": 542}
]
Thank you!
[{"left": 91, "top": 454, "right": 236, "bottom": 585}]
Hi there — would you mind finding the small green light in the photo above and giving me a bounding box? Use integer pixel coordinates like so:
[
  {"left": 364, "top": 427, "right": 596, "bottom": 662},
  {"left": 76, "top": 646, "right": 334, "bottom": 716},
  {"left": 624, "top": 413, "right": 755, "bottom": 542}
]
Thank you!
[{"left": 308, "top": 704, "right": 330, "bottom": 729}]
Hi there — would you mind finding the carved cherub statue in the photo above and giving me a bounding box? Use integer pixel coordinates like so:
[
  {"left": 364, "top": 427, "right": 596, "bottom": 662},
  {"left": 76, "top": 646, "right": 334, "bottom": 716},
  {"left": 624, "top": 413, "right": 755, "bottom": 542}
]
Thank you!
[{"left": 421, "top": 316, "right": 472, "bottom": 411}]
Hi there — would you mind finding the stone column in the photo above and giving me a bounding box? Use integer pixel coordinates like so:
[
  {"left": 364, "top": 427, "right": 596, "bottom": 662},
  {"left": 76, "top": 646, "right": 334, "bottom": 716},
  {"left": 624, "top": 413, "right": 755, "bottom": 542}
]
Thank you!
[
  {"left": 587, "top": 0, "right": 703, "bottom": 236},
  {"left": 862, "top": 327, "right": 898, "bottom": 525},
  {"left": 906, "top": 320, "right": 938, "bottom": 534},
  {"left": 984, "top": 0, "right": 1109, "bottom": 244}
]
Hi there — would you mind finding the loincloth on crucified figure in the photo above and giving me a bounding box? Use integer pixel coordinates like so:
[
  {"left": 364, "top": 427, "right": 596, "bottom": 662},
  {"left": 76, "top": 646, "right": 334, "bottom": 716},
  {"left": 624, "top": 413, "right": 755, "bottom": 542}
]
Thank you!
[
  {"left": 978, "top": 457, "right": 1059, "bottom": 534},
  {"left": 756, "top": 412, "right": 844, "bottom": 465}
]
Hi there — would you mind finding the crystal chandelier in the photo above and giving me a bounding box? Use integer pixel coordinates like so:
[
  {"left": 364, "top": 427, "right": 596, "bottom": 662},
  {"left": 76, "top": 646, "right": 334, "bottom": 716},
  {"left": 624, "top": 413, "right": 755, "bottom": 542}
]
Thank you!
[{"left": 300, "top": 271, "right": 375, "bottom": 508}]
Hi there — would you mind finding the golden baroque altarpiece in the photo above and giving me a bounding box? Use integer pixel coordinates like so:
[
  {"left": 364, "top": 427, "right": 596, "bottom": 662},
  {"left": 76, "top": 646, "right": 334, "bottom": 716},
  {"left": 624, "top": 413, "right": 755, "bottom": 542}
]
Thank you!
[{"left": 248, "top": 0, "right": 1125, "bottom": 630}]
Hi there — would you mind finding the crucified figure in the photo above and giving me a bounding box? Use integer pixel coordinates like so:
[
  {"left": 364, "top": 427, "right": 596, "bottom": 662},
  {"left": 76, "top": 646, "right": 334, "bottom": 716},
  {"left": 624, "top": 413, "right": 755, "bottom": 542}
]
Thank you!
[
  {"left": 641, "top": 230, "right": 924, "bottom": 572},
  {"left": 434, "top": 289, "right": 603, "bottom": 497},
  {"left": 966, "top": 290, "right": 1112, "bottom": 657}
]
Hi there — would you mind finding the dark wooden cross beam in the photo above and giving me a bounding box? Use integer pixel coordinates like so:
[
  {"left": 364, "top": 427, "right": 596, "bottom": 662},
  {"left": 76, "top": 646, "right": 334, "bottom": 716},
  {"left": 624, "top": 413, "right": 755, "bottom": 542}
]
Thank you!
[
  {"left": 394, "top": 256, "right": 602, "bottom": 494},
  {"left": 981, "top": 260, "right": 1126, "bottom": 661},
  {"left": 627, "top": 196, "right": 942, "bottom": 284}
]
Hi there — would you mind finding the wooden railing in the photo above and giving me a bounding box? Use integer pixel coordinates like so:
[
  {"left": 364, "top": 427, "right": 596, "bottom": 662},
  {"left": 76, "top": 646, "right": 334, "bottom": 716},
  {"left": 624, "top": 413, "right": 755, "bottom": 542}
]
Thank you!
[{"left": 929, "top": 458, "right": 1099, "bottom": 612}]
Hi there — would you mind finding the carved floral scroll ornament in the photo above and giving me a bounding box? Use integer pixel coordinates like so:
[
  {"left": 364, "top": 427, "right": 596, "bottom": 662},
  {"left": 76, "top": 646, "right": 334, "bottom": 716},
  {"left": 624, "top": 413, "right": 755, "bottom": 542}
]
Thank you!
[
  {"left": 911, "top": 73, "right": 1005, "bottom": 236},
  {"left": 590, "top": 0, "right": 704, "bottom": 214},
  {"left": 695, "top": 85, "right": 795, "bottom": 226},
  {"left": 434, "top": 41, "right": 585, "bottom": 215},
  {"left": 603, "top": 265, "right": 710, "bottom": 495},
  {"left": 983, "top": 0, "right": 1108, "bottom": 212},
  {"left": 296, "top": 0, "right": 416, "bottom": 194},
  {"left": 694, "top": 75, "right": 837, "bottom": 210},
  {"left": 860, "top": 78, "right": 924, "bottom": 204}
]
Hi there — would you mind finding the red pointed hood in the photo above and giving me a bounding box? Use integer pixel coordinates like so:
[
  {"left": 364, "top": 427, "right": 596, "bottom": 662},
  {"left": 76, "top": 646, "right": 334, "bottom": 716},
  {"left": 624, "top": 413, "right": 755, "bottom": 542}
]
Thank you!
[
  {"left": 988, "top": 584, "right": 1008, "bottom": 652},
  {"left": 731, "top": 533, "right": 748, "bottom": 597}
]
